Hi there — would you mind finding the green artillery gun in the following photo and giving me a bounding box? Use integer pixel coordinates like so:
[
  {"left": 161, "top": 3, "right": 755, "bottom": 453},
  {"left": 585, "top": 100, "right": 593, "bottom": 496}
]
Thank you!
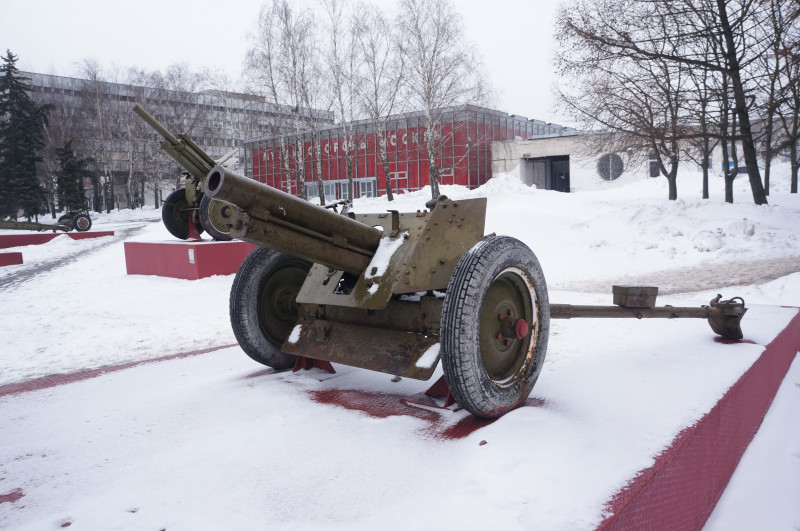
[
  {"left": 0, "top": 210, "right": 92, "bottom": 233},
  {"left": 132, "top": 105, "right": 236, "bottom": 241},
  {"left": 136, "top": 106, "right": 747, "bottom": 418}
]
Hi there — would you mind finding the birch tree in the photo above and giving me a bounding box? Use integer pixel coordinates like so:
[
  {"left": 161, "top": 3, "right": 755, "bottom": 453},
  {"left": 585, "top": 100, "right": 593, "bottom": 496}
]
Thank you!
[
  {"left": 77, "top": 59, "right": 116, "bottom": 211},
  {"left": 398, "top": 0, "right": 490, "bottom": 199},
  {"left": 355, "top": 2, "right": 405, "bottom": 201},
  {"left": 246, "top": 0, "right": 332, "bottom": 204},
  {"left": 322, "top": 0, "right": 362, "bottom": 200}
]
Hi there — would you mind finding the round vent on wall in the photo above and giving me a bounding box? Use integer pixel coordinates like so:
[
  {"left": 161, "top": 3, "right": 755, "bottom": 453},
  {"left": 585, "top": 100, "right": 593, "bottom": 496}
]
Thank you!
[{"left": 597, "top": 153, "right": 624, "bottom": 181}]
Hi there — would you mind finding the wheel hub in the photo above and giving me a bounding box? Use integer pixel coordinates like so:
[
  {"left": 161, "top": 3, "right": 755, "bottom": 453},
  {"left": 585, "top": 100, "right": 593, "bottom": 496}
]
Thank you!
[
  {"left": 499, "top": 310, "right": 529, "bottom": 340},
  {"left": 479, "top": 269, "right": 536, "bottom": 386},
  {"left": 257, "top": 263, "right": 307, "bottom": 343}
]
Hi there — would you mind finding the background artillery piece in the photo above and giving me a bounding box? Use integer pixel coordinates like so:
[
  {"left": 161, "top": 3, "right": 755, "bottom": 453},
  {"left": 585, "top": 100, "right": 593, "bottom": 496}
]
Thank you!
[
  {"left": 132, "top": 105, "right": 236, "bottom": 241},
  {"left": 0, "top": 210, "right": 92, "bottom": 233},
  {"left": 135, "top": 105, "right": 747, "bottom": 418}
]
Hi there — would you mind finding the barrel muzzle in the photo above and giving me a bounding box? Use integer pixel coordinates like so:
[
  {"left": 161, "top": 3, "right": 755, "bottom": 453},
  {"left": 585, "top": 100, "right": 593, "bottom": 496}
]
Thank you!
[{"left": 203, "top": 165, "right": 383, "bottom": 275}]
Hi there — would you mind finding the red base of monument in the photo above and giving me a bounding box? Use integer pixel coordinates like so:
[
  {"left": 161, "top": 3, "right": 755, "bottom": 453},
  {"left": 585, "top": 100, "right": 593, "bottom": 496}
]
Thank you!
[
  {"left": 0, "top": 252, "right": 23, "bottom": 266},
  {"left": 124, "top": 240, "right": 257, "bottom": 280},
  {"left": 599, "top": 309, "right": 800, "bottom": 530},
  {"left": 0, "top": 231, "right": 115, "bottom": 249}
]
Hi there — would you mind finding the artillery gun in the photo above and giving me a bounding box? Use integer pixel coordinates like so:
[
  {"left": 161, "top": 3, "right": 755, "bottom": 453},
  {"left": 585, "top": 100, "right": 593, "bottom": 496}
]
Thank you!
[
  {"left": 136, "top": 105, "right": 747, "bottom": 419},
  {"left": 0, "top": 210, "right": 92, "bottom": 233},
  {"left": 132, "top": 105, "right": 236, "bottom": 241}
]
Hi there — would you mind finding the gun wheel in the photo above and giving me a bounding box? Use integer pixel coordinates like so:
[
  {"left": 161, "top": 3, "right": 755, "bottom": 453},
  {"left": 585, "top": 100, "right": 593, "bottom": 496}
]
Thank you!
[
  {"left": 441, "top": 236, "right": 550, "bottom": 418},
  {"left": 199, "top": 194, "right": 234, "bottom": 241},
  {"left": 72, "top": 213, "right": 92, "bottom": 232},
  {"left": 162, "top": 188, "right": 203, "bottom": 239},
  {"left": 230, "top": 247, "right": 310, "bottom": 370}
]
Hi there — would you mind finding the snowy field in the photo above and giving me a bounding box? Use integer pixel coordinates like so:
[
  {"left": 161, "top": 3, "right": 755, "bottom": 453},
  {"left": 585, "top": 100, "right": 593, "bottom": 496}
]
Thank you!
[{"left": 1, "top": 166, "right": 799, "bottom": 529}]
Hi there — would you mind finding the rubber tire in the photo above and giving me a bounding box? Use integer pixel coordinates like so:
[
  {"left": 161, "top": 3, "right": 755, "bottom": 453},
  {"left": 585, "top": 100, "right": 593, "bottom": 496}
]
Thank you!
[
  {"left": 199, "top": 194, "right": 233, "bottom": 241},
  {"left": 230, "top": 247, "right": 311, "bottom": 370},
  {"left": 72, "top": 213, "right": 92, "bottom": 232},
  {"left": 162, "top": 188, "right": 203, "bottom": 240},
  {"left": 440, "top": 236, "right": 550, "bottom": 418}
]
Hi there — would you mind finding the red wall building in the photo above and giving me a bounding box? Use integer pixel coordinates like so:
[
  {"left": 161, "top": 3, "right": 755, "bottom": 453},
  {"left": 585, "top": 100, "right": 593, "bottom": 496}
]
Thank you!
[{"left": 244, "top": 105, "right": 572, "bottom": 200}]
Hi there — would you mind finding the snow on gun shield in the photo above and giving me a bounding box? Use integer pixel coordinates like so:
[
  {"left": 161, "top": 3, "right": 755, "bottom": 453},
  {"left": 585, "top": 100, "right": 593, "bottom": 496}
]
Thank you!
[{"left": 135, "top": 105, "right": 748, "bottom": 419}]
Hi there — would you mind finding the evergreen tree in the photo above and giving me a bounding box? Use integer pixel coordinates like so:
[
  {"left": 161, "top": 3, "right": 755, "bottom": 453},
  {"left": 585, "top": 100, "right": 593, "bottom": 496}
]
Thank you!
[
  {"left": 0, "top": 50, "right": 51, "bottom": 219},
  {"left": 55, "top": 139, "right": 92, "bottom": 212}
]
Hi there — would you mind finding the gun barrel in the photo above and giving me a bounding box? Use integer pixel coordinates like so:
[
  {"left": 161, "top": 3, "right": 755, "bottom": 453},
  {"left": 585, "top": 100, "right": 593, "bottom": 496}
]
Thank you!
[
  {"left": 132, "top": 104, "right": 180, "bottom": 146},
  {"left": 132, "top": 104, "right": 216, "bottom": 180},
  {"left": 205, "top": 166, "right": 384, "bottom": 274}
]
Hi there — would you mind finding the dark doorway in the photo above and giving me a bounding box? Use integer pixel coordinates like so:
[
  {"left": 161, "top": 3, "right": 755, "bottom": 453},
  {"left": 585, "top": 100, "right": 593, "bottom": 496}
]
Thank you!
[{"left": 523, "top": 156, "right": 570, "bottom": 192}]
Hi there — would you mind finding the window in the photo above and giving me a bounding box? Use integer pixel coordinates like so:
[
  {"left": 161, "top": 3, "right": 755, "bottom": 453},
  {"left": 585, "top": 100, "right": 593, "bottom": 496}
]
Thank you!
[
  {"left": 438, "top": 170, "right": 455, "bottom": 185},
  {"left": 305, "top": 178, "right": 377, "bottom": 201},
  {"left": 389, "top": 171, "right": 408, "bottom": 194},
  {"left": 597, "top": 153, "right": 624, "bottom": 181},
  {"left": 357, "top": 179, "right": 377, "bottom": 198}
]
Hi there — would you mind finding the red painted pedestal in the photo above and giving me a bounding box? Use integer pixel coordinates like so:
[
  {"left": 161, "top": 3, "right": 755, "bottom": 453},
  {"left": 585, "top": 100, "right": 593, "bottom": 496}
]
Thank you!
[
  {"left": 0, "top": 231, "right": 115, "bottom": 249},
  {"left": 124, "top": 240, "right": 257, "bottom": 280},
  {"left": 599, "top": 309, "right": 800, "bottom": 530},
  {"left": 0, "top": 252, "right": 23, "bottom": 266}
]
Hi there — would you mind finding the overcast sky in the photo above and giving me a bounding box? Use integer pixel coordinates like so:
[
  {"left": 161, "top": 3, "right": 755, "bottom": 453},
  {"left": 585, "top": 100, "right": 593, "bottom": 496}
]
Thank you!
[{"left": 0, "top": 0, "right": 567, "bottom": 125}]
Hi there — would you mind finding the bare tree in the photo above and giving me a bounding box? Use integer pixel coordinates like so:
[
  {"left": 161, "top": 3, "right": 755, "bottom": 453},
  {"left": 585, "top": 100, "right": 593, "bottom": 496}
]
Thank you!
[
  {"left": 775, "top": 28, "right": 800, "bottom": 193},
  {"left": 355, "top": 2, "right": 405, "bottom": 201},
  {"left": 78, "top": 58, "right": 118, "bottom": 212},
  {"left": 128, "top": 63, "right": 211, "bottom": 208},
  {"left": 773, "top": 2, "right": 800, "bottom": 193},
  {"left": 556, "top": 0, "right": 782, "bottom": 205},
  {"left": 246, "top": 0, "right": 332, "bottom": 203},
  {"left": 682, "top": 47, "right": 722, "bottom": 200},
  {"left": 39, "top": 94, "right": 81, "bottom": 216},
  {"left": 718, "top": 71, "right": 741, "bottom": 203},
  {"left": 397, "top": 0, "right": 491, "bottom": 199},
  {"left": 752, "top": 0, "right": 795, "bottom": 196},
  {"left": 321, "top": 0, "right": 363, "bottom": 201},
  {"left": 246, "top": 1, "right": 299, "bottom": 195},
  {"left": 556, "top": 15, "right": 693, "bottom": 200}
]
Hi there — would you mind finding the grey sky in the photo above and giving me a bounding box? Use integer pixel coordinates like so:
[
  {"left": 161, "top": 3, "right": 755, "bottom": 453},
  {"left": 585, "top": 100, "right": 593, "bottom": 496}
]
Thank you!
[{"left": 0, "top": 0, "right": 566, "bottom": 125}]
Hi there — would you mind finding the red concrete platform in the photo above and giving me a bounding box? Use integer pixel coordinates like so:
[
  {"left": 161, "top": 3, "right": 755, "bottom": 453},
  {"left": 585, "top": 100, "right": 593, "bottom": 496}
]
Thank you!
[
  {"left": 124, "top": 240, "right": 257, "bottom": 280},
  {"left": 599, "top": 309, "right": 800, "bottom": 530},
  {"left": 0, "top": 252, "right": 23, "bottom": 266},
  {"left": 0, "top": 231, "right": 115, "bottom": 249},
  {"left": 66, "top": 231, "right": 115, "bottom": 241}
]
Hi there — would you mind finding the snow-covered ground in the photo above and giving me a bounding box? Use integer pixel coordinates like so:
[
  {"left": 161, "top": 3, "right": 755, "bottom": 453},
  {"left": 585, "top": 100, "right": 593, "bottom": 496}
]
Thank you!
[{"left": 1, "top": 166, "right": 798, "bottom": 529}]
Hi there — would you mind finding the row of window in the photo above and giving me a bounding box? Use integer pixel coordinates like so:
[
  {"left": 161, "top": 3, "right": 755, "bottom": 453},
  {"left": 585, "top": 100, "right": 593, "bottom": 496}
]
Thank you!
[{"left": 304, "top": 178, "right": 379, "bottom": 201}]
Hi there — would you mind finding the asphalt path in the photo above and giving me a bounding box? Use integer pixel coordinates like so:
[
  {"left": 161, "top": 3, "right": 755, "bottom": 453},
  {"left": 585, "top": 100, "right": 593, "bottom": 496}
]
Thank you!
[
  {"left": 553, "top": 254, "right": 800, "bottom": 295},
  {"left": 0, "top": 221, "right": 154, "bottom": 291}
]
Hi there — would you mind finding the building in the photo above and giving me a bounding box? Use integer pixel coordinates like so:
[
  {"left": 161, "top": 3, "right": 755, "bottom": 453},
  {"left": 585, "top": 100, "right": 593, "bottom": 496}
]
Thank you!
[
  {"left": 493, "top": 118, "right": 800, "bottom": 192},
  {"left": 244, "top": 105, "right": 577, "bottom": 200},
  {"left": 23, "top": 71, "right": 330, "bottom": 209},
  {"left": 491, "top": 133, "right": 659, "bottom": 192}
]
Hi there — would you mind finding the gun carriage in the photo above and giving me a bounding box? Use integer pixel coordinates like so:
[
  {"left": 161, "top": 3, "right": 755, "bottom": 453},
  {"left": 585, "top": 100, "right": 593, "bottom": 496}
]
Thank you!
[
  {"left": 132, "top": 105, "right": 236, "bottom": 241},
  {"left": 136, "top": 105, "right": 746, "bottom": 418},
  {"left": 0, "top": 211, "right": 92, "bottom": 233}
]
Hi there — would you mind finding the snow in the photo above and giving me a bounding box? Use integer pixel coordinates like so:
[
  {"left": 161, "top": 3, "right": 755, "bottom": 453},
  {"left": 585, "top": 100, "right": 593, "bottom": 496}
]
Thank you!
[
  {"left": 1, "top": 164, "right": 799, "bottom": 529},
  {"left": 288, "top": 324, "right": 302, "bottom": 345},
  {"left": 363, "top": 232, "right": 408, "bottom": 279},
  {"left": 415, "top": 342, "right": 440, "bottom": 369}
]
